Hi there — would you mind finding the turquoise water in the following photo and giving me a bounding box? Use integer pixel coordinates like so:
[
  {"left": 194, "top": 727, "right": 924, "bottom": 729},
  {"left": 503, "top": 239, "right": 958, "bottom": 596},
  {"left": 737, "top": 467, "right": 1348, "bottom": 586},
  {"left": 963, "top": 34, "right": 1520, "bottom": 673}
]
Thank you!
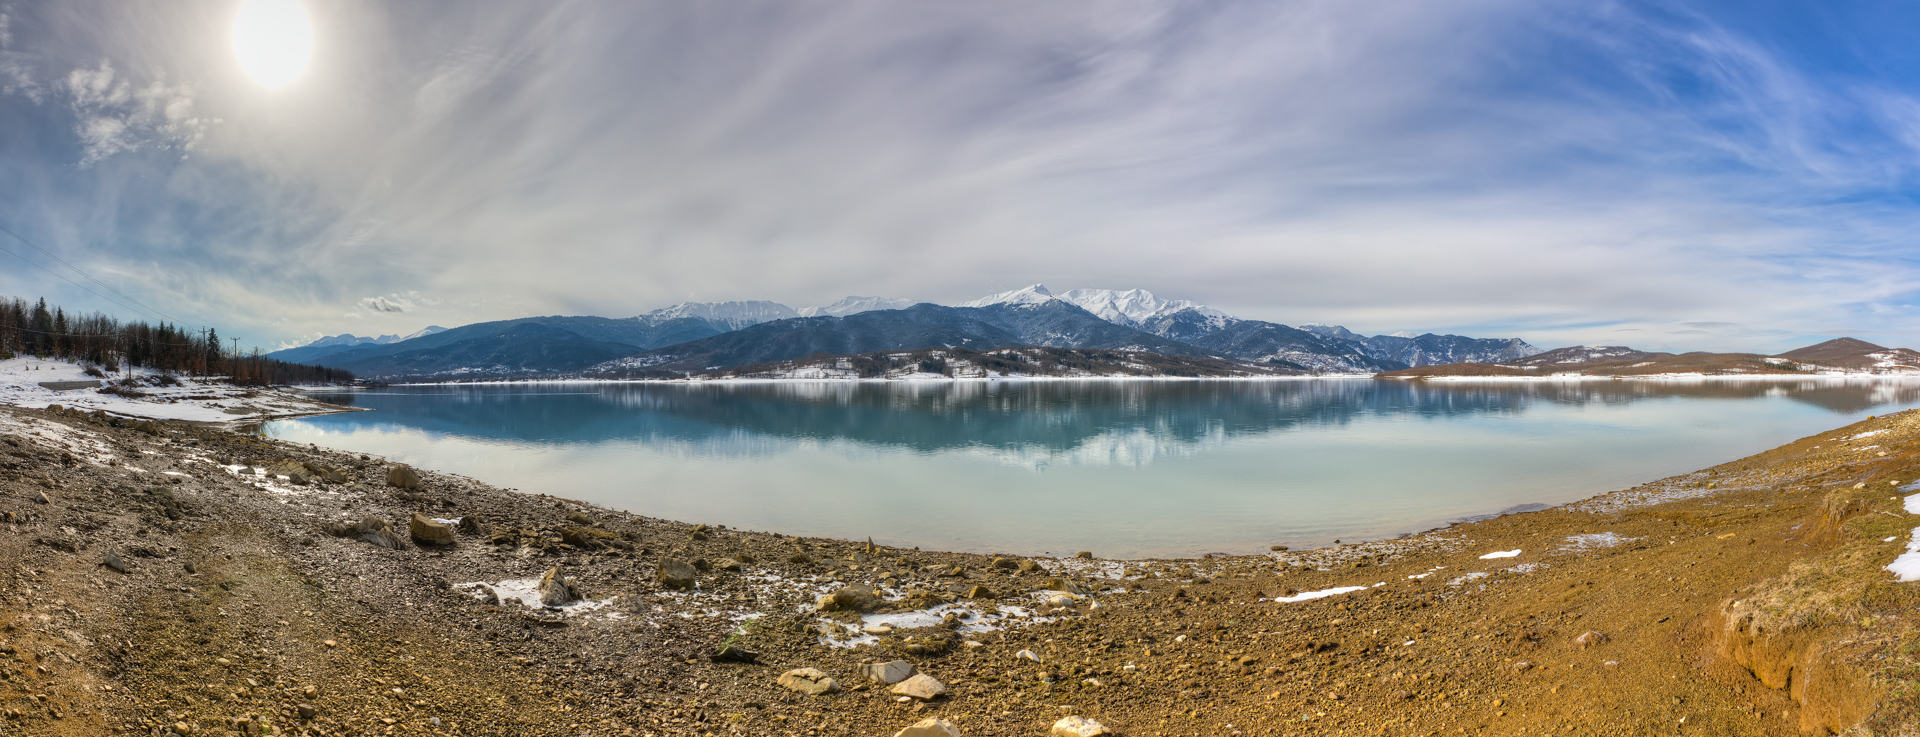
[{"left": 264, "top": 378, "right": 1920, "bottom": 557}]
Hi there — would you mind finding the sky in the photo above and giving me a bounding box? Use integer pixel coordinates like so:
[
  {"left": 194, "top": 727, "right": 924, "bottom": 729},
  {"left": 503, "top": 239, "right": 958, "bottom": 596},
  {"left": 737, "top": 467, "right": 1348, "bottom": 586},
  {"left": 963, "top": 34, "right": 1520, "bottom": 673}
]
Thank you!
[{"left": 3, "top": 0, "right": 1920, "bottom": 352}]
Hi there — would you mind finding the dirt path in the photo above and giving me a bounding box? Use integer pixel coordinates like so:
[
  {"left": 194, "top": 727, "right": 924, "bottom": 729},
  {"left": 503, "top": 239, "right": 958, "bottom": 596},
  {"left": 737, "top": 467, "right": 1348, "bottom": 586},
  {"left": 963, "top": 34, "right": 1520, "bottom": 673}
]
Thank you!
[{"left": 1, "top": 404, "right": 1917, "bottom": 736}]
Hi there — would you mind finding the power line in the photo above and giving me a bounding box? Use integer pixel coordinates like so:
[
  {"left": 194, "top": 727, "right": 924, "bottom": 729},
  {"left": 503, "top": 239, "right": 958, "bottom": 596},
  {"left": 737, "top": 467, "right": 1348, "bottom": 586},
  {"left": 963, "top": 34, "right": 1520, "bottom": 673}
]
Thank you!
[{"left": 0, "top": 223, "right": 180, "bottom": 325}]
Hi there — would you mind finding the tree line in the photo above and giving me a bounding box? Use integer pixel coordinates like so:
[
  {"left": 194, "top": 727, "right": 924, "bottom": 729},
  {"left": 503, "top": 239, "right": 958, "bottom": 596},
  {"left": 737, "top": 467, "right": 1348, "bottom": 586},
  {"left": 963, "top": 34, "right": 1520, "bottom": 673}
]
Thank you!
[{"left": 0, "top": 296, "right": 353, "bottom": 385}]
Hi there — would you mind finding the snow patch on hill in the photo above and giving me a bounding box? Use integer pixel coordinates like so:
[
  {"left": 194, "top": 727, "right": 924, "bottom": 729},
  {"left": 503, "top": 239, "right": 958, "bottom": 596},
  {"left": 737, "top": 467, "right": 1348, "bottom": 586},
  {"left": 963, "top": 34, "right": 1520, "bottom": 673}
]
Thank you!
[{"left": 0, "top": 357, "right": 345, "bottom": 423}]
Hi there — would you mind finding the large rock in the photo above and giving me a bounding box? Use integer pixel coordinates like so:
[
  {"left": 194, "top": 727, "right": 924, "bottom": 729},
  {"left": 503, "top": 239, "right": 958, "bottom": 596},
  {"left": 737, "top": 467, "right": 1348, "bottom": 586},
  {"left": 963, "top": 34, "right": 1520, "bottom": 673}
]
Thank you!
[
  {"left": 385, "top": 464, "right": 421, "bottom": 490},
  {"left": 863, "top": 660, "right": 917, "bottom": 685},
  {"left": 1050, "top": 716, "right": 1112, "bottom": 737},
  {"left": 776, "top": 667, "right": 837, "bottom": 696},
  {"left": 888, "top": 673, "right": 946, "bottom": 701},
  {"left": 329, "top": 517, "right": 405, "bottom": 549},
  {"left": 657, "top": 559, "right": 698, "bottom": 590},
  {"left": 409, "top": 513, "right": 456, "bottom": 546},
  {"left": 537, "top": 566, "right": 582, "bottom": 607},
  {"left": 892, "top": 718, "right": 962, "bottom": 737},
  {"left": 815, "top": 585, "right": 884, "bottom": 613}
]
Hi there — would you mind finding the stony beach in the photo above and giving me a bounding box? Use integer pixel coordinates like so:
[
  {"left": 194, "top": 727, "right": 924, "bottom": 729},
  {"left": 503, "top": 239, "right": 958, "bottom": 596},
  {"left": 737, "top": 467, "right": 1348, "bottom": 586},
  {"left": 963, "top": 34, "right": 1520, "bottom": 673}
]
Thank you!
[{"left": 2, "top": 400, "right": 1918, "bottom": 736}]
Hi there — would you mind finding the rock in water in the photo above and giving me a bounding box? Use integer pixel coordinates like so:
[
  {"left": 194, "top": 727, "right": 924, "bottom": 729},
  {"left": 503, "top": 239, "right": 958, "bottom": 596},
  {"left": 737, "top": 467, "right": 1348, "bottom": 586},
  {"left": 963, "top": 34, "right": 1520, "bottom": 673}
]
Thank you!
[
  {"left": 385, "top": 464, "right": 421, "bottom": 490},
  {"left": 863, "top": 660, "right": 917, "bottom": 685},
  {"left": 409, "top": 513, "right": 456, "bottom": 546},
  {"left": 889, "top": 673, "right": 946, "bottom": 701},
  {"left": 657, "top": 559, "right": 698, "bottom": 590},
  {"left": 537, "top": 566, "right": 582, "bottom": 607},
  {"left": 892, "top": 718, "right": 963, "bottom": 737},
  {"left": 1051, "top": 716, "right": 1112, "bottom": 737},
  {"left": 776, "top": 667, "right": 838, "bottom": 695}
]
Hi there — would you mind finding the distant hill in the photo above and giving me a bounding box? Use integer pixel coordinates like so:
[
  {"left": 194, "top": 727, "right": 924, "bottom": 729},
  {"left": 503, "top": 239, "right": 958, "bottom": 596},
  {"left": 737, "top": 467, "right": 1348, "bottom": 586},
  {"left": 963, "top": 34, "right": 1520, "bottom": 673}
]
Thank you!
[
  {"left": 596, "top": 345, "right": 1298, "bottom": 380},
  {"left": 1380, "top": 338, "right": 1920, "bottom": 378},
  {"left": 274, "top": 285, "right": 1544, "bottom": 381}
]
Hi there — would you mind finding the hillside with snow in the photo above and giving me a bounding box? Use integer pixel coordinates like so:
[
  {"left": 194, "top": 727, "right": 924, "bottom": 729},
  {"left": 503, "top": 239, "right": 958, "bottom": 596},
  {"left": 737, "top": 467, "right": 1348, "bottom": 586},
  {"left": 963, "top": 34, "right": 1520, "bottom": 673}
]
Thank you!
[{"left": 0, "top": 357, "right": 346, "bottom": 422}]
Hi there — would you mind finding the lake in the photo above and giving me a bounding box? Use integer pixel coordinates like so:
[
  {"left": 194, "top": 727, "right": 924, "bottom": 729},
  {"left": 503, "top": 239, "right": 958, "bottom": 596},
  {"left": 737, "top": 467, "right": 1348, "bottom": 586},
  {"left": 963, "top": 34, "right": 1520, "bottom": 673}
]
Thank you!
[{"left": 263, "top": 378, "right": 1920, "bottom": 558}]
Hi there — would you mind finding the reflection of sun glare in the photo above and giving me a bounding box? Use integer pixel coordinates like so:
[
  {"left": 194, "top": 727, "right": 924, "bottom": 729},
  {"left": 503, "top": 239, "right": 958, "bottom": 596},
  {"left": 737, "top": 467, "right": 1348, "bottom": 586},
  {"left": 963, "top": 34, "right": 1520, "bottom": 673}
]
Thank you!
[{"left": 232, "top": 0, "right": 313, "bottom": 89}]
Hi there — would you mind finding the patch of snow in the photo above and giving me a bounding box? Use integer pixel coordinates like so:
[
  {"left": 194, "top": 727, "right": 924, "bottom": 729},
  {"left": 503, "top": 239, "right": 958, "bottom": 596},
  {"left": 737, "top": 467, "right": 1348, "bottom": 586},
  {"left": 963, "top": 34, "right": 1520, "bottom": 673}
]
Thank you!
[
  {"left": 1888, "top": 528, "right": 1920, "bottom": 582},
  {"left": 1478, "top": 549, "right": 1522, "bottom": 559},
  {"left": 1559, "top": 532, "right": 1634, "bottom": 552},
  {"left": 1267, "top": 585, "right": 1368, "bottom": 603}
]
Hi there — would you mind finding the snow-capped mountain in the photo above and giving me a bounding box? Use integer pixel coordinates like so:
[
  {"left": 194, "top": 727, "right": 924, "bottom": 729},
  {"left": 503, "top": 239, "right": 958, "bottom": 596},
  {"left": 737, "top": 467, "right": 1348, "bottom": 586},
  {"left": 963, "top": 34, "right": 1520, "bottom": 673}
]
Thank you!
[
  {"left": 401, "top": 325, "right": 449, "bottom": 341},
  {"left": 640, "top": 300, "right": 799, "bottom": 330},
  {"left": 959, "top": 284, "right": 1224, "bottom": 327},
  {"left": 798, "top": 296, "right": 917, "bottom": 317},
  {"left": 277, "top": 284, "right": 1543, "bottom": 380},
  {"left": 959, "top": 284, "right": 1060, "bottom": 308},
  {"left": 1058, "top": 288, "right": 1226, "bottom": 327}
]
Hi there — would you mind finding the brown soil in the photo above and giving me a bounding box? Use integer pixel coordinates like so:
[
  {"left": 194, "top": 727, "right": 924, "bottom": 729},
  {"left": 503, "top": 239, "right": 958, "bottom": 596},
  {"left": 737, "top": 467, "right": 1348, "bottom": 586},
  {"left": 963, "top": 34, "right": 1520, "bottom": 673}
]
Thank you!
[{"left": 3, "top": 404, "right": 1919, "bottom": 736}]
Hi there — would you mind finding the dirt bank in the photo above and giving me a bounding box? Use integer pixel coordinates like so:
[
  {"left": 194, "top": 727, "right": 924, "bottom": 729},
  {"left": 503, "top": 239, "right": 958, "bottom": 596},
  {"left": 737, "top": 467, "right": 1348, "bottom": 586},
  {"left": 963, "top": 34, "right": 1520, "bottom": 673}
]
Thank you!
[{"left": 2, "top": 404, "right": 1918, "bottom": 736}]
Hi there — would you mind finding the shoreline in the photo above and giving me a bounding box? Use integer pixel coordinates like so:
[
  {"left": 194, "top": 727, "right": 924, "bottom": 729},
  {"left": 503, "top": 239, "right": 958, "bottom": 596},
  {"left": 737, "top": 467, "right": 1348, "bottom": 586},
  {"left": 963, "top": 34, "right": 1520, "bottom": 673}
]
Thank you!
[
  {"left": 4, "top": 404, "right": 1920, "bottom": 734},
  {"left": 328, "top": 370, "right": 1920, "bottom": 388}
]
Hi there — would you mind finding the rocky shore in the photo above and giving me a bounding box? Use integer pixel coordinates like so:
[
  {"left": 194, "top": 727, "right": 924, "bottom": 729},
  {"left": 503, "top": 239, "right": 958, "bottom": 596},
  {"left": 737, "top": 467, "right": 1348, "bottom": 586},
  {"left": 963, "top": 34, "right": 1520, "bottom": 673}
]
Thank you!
[{"left": 2, "top": 403, "right": 1918, "bottom": 736}]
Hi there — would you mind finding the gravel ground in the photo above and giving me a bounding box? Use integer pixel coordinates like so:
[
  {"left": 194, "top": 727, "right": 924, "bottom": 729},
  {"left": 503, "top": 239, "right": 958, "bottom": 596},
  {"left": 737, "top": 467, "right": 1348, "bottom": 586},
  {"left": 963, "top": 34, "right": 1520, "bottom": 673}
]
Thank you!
[{"left": 2, "top": 403, "right": 1919, "bottom": 736}]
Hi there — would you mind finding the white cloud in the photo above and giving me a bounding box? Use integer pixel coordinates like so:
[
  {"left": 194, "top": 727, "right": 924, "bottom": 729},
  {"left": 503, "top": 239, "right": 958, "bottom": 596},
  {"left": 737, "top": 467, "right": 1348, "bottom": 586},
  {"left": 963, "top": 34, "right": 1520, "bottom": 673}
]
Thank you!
[
  {"left": 60, "top": 59, "right": 209, "bottom": 164},
  {"left": 357, "top": 291, "right": 434, "bottom": 314}
]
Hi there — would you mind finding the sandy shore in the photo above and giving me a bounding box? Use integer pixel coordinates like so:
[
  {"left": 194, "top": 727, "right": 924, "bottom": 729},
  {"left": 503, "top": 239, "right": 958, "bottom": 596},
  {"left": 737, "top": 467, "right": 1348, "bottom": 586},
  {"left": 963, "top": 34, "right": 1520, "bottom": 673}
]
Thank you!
[{"left": 2, "top": 403, "right": 1918, "bottom": 736}]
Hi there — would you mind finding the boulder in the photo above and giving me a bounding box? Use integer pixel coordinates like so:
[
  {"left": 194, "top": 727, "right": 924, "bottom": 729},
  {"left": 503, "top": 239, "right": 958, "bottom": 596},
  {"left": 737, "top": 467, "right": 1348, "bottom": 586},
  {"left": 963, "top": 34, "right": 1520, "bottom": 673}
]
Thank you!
[
  {"left": 561, "top": 526, "right": 616, "bottom": 549},
  {"left": 409, "top": 513, "right": 456, "bottom": 546},
  {"left": 657, "top": 559, "right": 698, "bottom": 590},
  {"left": 863, "top": 660, "right": 917, "bottom": 685},
  {"left": 714, "top": 558, "right": 744, "bottom": 572},
  {"left": 456, "top": 516, "right": 486, "bottom": 535},
  {"left": 385, "top": 465, "right": 421, "bottom": 490},
  {"left": 776, "top": 667, "right": 838, "bottom": 696},
  {"left": 815, "top": 585, "right": 884, "bottom": 613},
  {"left": 537, "top": 566, "right": 582, "bottom": 607},
  {"left": 889, "top": 673, "right": 946, "bottom": 701},
  {"left": 1074, "top": 551, "right": 1095, "bottom": 559},
  {"left": 1051, "top": 716, "right": 1112, "bottom": 737},
  {"left": 892, "top": 718, "right": 962, "bottom": 737},
  {"left": 963, "top": 584, "right": 994, "bottom": 600},
  {"left": 329, "top": 517, "right": 406, "bottom": 550}
]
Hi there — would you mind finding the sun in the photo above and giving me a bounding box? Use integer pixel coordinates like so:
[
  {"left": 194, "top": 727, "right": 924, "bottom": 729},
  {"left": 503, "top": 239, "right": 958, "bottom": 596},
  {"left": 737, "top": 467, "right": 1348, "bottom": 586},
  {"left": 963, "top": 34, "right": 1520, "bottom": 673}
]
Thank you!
[{"left": 232, "top": 0, "right": 313, "bottom": 89}]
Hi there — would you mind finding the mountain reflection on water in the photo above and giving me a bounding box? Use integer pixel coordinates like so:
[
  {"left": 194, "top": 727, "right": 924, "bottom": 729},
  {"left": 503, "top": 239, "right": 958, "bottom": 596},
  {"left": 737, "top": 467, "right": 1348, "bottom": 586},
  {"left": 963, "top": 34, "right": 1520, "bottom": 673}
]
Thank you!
[
  {"left": 290, "top": 378, "right": 1920, "bottom": 468},
  {"left": 266, "top": 378, "right": 1920, "bottom": 556}
]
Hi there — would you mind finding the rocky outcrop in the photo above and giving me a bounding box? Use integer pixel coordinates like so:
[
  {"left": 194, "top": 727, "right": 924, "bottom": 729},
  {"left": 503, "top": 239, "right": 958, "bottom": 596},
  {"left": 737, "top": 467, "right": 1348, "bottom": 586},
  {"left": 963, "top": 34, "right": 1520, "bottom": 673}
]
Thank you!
[{"left": 1715, "top": 598, "right": 1877, "bottom": 735}]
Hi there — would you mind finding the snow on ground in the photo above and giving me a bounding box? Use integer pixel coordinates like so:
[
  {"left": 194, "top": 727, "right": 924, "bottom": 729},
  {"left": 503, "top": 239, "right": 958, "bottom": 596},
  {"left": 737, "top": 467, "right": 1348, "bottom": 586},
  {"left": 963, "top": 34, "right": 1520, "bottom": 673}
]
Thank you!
[
  {"left": 1558, "top": 532, "right": 1635, "bottom": 552},
  {"left": 452, "top": 577, "right": 619, "bottom": 617},
  {"left": 1478, "top": 549, "right": 1522, "bottom": 559},
  {"left": 1267, "top": 585, "right": 1370, "bottom": 603},
  {"left": 0, "top": 357, "right": 344, "bottom": 422},
  {"left": 1907, "top": 494, "right": 1920, "bottom": 515},
  {"left": 1889, "top": 528, "right": 1920, "bottom": 582},
  {"left": 0, "top": 411, "right": 117, "bottom": 464}
]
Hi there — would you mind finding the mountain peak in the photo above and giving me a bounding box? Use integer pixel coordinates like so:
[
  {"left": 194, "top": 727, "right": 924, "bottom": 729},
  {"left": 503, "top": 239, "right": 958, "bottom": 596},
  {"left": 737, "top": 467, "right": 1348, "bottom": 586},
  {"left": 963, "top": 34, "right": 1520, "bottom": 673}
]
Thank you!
[
  {"left": 960, "top": 284, "right": 1056, "bottom": 308},
  {"left": 642, "top": 300, "right": 799, "bottom": 329},
  {"left": 798, "top": 296, "right": 917, "bottom": 317}
]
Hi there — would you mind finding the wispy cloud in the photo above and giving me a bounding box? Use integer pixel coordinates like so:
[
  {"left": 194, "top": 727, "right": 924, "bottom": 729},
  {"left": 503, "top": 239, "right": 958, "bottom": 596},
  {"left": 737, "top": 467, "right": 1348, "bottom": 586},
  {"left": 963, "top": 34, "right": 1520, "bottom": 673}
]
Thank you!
[{"left": 2, "top": 0, "right": 1920, "bottom": 352}]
